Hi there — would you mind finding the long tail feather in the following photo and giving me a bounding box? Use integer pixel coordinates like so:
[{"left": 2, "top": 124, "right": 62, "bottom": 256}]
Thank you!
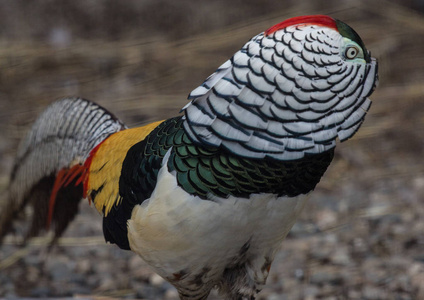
[{"left": 0, "top": 97, "right": 126, "bottom": 245}]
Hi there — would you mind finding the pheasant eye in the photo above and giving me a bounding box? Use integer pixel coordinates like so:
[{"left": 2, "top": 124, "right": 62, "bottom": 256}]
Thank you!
[{"left": 345, "top": 46, "right": 360, "bottom": 59}]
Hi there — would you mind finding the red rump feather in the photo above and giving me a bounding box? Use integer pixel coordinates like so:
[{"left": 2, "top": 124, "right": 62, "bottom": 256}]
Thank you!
[
  {"left": 265, "top": 15, "right": 337, "bottom": 36},
  {"left": 46, "top": 140, "right": 103, "bottom": 228},
  {"left": 47, "top": 165, "right": 86, "bottom": 228}
]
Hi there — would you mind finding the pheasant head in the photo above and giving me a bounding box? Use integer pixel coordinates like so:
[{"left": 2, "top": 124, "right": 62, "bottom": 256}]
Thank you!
[{"left": 183, "top": 15, "right": 378, "bottom": 160}]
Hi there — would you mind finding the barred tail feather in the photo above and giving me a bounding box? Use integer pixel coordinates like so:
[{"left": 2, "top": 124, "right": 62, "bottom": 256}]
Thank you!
[{"left": 0, "top": 97, "right": 126, "bottom": 244}]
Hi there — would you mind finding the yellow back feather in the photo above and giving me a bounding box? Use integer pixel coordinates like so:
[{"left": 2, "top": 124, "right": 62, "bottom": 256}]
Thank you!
[{"left": 87, "top": 121, "right": 163, "bottom": 216}]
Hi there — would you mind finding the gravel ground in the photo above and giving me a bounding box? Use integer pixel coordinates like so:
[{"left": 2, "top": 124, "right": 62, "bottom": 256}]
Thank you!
[{"left": 1, "top": 1, "right": 424, "bottom": 299}]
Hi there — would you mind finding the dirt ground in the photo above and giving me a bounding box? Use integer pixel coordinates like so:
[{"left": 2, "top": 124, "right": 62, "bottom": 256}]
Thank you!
[{"left": 0, "top": 0, "right": 423, "bottom": 299}]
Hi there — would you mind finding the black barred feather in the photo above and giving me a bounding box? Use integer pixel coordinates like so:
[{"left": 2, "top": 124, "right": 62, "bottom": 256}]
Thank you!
[
  {"left": 167, "top": 119, "right": 334, "bottom": 199},
  {"left": 184, "top": 19, "right": 378, "bottom": 161}
]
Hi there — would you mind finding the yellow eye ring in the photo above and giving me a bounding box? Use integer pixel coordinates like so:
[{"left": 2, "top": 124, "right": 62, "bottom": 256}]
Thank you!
[{"left": 345, "top": 46, "right": 360, "bottom": 59}]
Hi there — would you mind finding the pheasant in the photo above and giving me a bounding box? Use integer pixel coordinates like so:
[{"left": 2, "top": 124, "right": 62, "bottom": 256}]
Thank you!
[{"left": 0, "top": 15, "right": 378, "bottom": 300}]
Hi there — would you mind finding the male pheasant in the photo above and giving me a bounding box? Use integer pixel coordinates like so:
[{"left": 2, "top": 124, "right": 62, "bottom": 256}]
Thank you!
[{"left": 0, "top": 15, "right": 378, "bottom": 300}]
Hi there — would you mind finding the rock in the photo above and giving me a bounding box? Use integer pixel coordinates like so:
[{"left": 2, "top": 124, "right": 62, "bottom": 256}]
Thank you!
[
  {"left": 303, "top": 285, "right": 319, "bottom": 299},
  {"left": 150, "top": 273, "right": 165, "bottom": 287},
  {"left": 26, "top": 265, "right": 41, "bottom": 283},
  {"left": 0, "top": 281, "right": 16, "bottom": 299},
  {"left": 347, "top": 289, "right": 362, "bottom": 299},
  {"left": 408, "top": 263, "right": 424, "bottom": 298},
  {"left": 45, "top": 258, "right": 75, "bottom": 282},
  {"left": 96, "top": 275, "right": 117, "bottom": 291},
  {"left": 330, "top": 246, "right": 351, "bottom": 266},
  {"left": 309, "top": 269, "right": 343, "bottom": 286},
  {"left": 315, "top": 209, "right": 338, "bottom": 230},
  {"left": 362, "top": 285, "right": 387, "bottom": 300},
  {"left": 164, "top": 288, "right": 179, "bottom": 299},
  {"left": 289, "top": 222, "right": 319, "bottom": 237},
  {"left": 30, "top": 285, "right": 51, "bottom": 298},
  {"left": 266, "top": 293, "right": 288, "bottom": 300},
  {"left": 294, "top": 268, "right": 304, "bottom": 280},
  {"left": 76, "top": 258, "right": 92, "bottom": 274}
]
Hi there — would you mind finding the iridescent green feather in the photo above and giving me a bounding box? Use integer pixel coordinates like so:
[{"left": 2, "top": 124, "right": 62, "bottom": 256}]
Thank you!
[{"left": 141, "top": 116, "right": 334, "bottom": 200}]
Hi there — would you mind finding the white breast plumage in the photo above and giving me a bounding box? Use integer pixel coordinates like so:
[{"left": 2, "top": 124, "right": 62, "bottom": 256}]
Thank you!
[{"left": 127, "top": 152, "right": 309, "bottom": 296}]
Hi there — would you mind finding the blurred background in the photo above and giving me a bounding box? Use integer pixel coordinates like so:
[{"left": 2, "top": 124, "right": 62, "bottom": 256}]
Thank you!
[{"left": 0, "top": 0, "right": 423, "bottom": 299}]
